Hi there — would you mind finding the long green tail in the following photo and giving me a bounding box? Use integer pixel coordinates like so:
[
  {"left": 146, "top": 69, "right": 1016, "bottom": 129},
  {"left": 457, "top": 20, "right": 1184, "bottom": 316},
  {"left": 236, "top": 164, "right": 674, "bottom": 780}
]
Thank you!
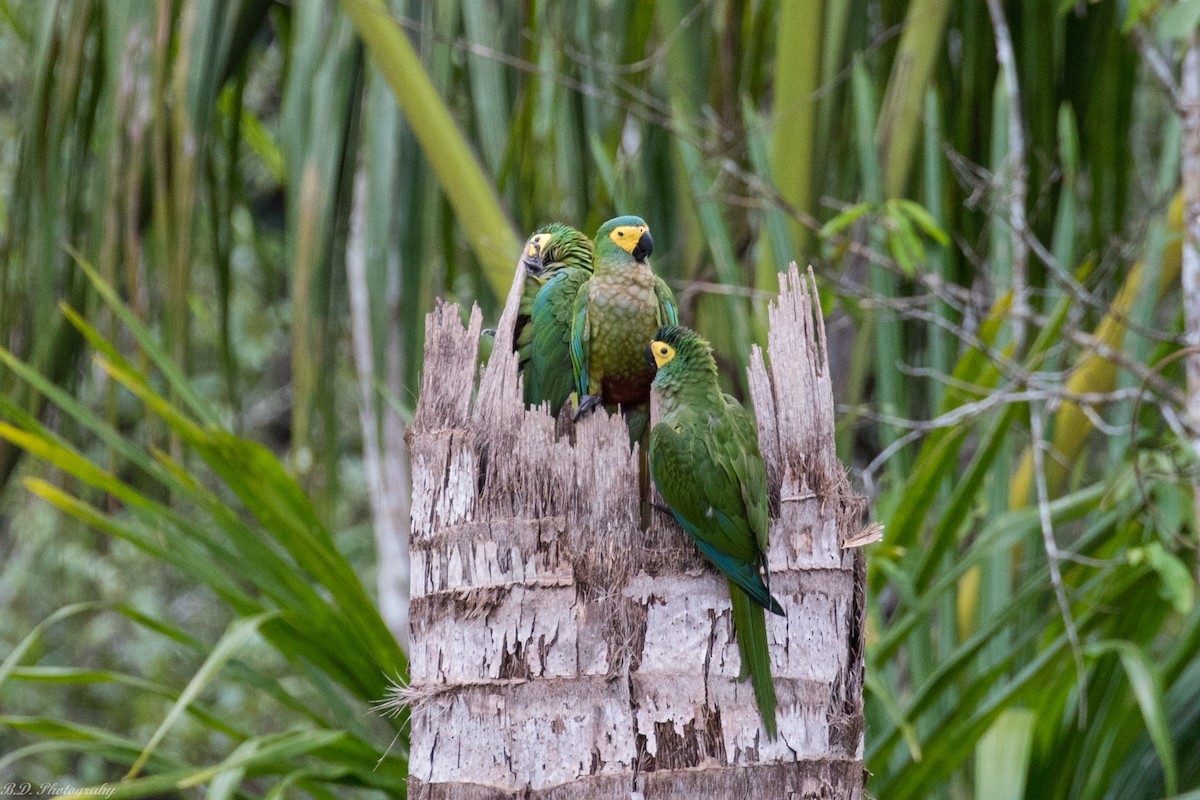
[{"left": 730, "top": 580, "right": 778, "bottom": 738}]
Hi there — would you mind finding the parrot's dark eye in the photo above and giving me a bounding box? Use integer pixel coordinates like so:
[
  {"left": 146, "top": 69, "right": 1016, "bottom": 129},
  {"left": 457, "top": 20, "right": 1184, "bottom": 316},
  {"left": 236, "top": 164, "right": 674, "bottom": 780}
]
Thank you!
[
  {"left": 649, "top": 340, "right": 675, "bottom": 367},
  {"left": 617, "top": 231, "right": 624, "bottom": 237}
]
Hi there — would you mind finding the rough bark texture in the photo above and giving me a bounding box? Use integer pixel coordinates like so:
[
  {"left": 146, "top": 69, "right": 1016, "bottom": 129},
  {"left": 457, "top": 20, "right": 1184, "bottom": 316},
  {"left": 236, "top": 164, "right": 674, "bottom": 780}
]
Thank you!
[{"left": 407, "top": 263, "right": 866, "bottom": 798}]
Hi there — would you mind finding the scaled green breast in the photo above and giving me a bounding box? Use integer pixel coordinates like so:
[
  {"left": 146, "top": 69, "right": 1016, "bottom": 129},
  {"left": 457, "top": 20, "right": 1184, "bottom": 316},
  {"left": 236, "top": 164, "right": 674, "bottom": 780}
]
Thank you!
[{"left": 589, "top": 268, "right": 660, "bottom": 404}]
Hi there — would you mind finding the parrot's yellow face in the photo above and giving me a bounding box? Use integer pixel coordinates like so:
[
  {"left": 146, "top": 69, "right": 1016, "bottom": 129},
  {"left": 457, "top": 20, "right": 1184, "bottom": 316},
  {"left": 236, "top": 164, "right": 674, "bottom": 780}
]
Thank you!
[
  {"left": 609, "top": 224, "right": 649, "bottom": 254},
  {"left": 649, "top": 339, "right": 676, "bottom": 368},
  {"left": 525, "top": 233, "right": 551, "bottom": 259}
]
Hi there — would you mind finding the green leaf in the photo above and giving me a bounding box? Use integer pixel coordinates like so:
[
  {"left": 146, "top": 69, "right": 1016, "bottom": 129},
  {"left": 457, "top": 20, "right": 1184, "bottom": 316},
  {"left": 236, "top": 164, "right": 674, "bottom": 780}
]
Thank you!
[
  {"left": 203, "top": 738, "right": 257, "bottom": 800},
  {"left": 0, "top": 715, "right": 182, "bottom": 774},
  {"left": 338, "top": 0, "right": 521, "bottom": 298},
  {"left": 819, "top": 202, "right": 872, "bottom": 239},
  {"left": 1159, "top": 0, "right": 1200, "bottom": 39},
  {"left": 125, "top": 612, "right": 279, "bottom": 780},
  {"left": 1121, "top": 0, "right": 1158, "bottom": 30},
  {"left": 895, "top": 199, "right": 950, "bottom": 246},
  {"left": 217, "top": 84, "right": 283, "bottom": 183},
  {"left": 1057, "top": 103, "right": 1080, "bottom": 178},
  {"left": 1085, "top": 641, "right": 1178, "bottom": 796},
  {"left": 1152, "top": 481, "right": 1188, "bottom": 541},
  {"left": 744, "top": 98, "right": 797, "bottom": 273},
  {"left": 51, "top": 730, "right": 344, "bottom": 800},
  {"left": 975, "top": 709, "right": 1036, "bottom": 800},
  {"left": 887, "top": 211, "right": 925, "bottom": 277},
  {"left": 63, "top": 252, "right": 221, "bottom": 427},
  {"left": 0, "top": 603, "right": 106, "bottom": 691},
  {"left": 866, "top": 671, "right": 923, "bottom": 761},
  {"left": 1129, "top": 543, "right": 1195, "bottom": 614}
]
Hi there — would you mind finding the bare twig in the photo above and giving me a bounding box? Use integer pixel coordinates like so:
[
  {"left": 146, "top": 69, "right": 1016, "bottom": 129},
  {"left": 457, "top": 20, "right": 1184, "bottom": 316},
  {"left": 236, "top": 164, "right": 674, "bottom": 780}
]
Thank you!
[
  {"left": 986, "top": 0, "right": 1029, "bottom": 348},
  {"left": 1029, "top": 404, "right": 1089, "bottom": 726},
  {"left": 853, "top": 368, "right": 1186, "bottom": 487},
  {"left": 1132, "top": 24, "right": 1184, "bottom": 110},
  {"left": 667, "top": 278, "right": 778, "bottom": 301}
]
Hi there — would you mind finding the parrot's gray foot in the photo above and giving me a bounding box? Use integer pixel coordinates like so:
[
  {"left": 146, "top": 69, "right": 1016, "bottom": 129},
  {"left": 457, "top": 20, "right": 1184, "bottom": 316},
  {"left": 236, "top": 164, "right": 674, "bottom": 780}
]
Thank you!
[
  {"left": 481, "top": 327, "right": 496, "bottom": 338},
  {"left": 573, "top": 394, "right": 602, "bottom": 420}
]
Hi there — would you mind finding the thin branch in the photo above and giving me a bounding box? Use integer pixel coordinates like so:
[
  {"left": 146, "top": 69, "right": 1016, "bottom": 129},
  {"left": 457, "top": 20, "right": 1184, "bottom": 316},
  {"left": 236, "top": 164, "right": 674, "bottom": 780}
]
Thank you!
[
  {"left": 1129, "top": 346, "right": 1200, "bottom": 562},
  {"left": 1030, "top": 404, "right": 1089, "bottom": 726},
  {"left": 986, "top": 0, "right": 1029, "bottom": 348},
  {"left": 853, "top": 377, "right": 1184, "bottom": 486},
  {"left": 1132, "top": 24, "right": 1184, "bottom": 110},
  {"left": 667, "top": 278, "right": 778, "bottom": 301}
]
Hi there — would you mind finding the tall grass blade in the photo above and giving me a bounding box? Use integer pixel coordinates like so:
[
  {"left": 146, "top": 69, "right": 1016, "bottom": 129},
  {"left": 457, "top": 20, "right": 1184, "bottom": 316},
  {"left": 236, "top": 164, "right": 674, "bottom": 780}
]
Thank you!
[{"left": 340, "top": 0, "right": 521, "bottom": 297}]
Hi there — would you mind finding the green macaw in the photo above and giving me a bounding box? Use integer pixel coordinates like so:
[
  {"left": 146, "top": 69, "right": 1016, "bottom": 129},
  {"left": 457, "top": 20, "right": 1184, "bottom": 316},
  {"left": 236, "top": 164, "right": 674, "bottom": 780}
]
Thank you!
[
  {"left": 482, "top": 225, "right": 563, "bottom": 366},
  {"left": 513, "top": 224, "right": 588, "bottom": 365},
  {"left": 512, "top": 226, "right": 553, "bottom": 368},
  {"left": 520, "top": 223, "right": 594, "bottom": 413},
  {"left": 646, "top": 324, "right": 783, "bottom": 739},
  {"left": 570, "top": 215, "right": 677, "bottom": 441}
]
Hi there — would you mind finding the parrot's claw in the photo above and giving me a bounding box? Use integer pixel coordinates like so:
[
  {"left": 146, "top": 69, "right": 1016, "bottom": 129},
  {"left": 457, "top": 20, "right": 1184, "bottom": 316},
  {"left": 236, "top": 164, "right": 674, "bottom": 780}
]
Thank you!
[
  {"left": 573, "top": 394, "right": 602, "bottom": 420},
  {"left": 481, "top": 327, "right": 497, "bottom": 338}
]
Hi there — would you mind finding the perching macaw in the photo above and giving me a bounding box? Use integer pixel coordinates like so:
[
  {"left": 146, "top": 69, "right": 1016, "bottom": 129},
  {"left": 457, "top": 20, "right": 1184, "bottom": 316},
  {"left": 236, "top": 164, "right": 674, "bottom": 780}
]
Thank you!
[
  {"left": 646, "top": 324, "right": 783, "bottom": 739},
  {"left": 482, "top": 226, "right": 559, "bottom": 366},
  {"left": 520, "top": 223, "right": 594, "bottom": 413},
  {"left": 513, "top": 224, "right": 590, "bottom": 367},
  {"left": 570, "top": 215, "right": 677, "bottom": 441}
]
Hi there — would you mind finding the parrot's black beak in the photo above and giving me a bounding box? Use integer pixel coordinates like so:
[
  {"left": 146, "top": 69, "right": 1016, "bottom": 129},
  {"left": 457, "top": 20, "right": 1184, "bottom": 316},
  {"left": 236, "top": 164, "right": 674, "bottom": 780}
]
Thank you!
[
  {"left": 644, "top": 342, "right": 657, "bottom": 370},
  {"left": 521, "top": 238, "right": 546, "bottom": 276},
  {"left": 632, "top": 230, "right": 653, "bottom": 262},
  {"left": 522, "top": 253, "right": 545, "bottom": 276}
]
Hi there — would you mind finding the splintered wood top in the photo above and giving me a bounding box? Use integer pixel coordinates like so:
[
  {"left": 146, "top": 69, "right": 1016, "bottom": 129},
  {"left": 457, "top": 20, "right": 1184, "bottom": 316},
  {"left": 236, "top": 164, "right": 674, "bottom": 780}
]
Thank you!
[{"left": 407, "top": 262, "right": 867, "bottom": 800}]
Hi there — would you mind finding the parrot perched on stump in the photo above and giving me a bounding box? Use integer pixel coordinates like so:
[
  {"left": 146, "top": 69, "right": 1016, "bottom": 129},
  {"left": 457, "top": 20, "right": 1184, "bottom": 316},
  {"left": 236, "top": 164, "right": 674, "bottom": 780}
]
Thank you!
[
  {"left": 512, "top": 224, "right": 592, "bottom": 370},
  {"left": 517, "top": 223, "right": 594, "bottom": 414},
  {"left": 570, "top": 215, "right": 677, "bottom": 442},
  {"left": 646, "top": 324, "right": 783, "bottom": 739}
]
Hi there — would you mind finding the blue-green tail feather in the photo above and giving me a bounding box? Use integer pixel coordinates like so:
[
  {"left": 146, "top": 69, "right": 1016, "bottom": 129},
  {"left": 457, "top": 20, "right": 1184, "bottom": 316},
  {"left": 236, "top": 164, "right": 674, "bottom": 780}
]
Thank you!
[
  {"left": 686, "top": 535, "right": 784, "bottom": 616},
  {"left": 730, "top": 583, "right": 778, "bottom": 738}
]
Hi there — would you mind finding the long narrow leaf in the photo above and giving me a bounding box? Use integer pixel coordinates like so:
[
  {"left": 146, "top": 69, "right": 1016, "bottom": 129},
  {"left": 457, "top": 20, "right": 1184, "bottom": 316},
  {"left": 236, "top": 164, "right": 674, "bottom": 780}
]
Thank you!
[{"left": 125, "top": 612, "right": 279, "bottom": 780}]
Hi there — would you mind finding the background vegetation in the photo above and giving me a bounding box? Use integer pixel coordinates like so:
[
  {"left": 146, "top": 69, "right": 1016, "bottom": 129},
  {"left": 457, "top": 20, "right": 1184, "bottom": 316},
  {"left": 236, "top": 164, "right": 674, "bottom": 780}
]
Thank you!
[{"left": 1, "top": 0, "right": 1199, "bottom": 798}]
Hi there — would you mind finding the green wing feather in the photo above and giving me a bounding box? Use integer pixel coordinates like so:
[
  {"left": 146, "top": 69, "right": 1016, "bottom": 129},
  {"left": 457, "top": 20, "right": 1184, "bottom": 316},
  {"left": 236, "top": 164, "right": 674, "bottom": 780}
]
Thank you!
[
  {"left": 721, "top": 403, "right": 771, "bottom": 562},
  {"left": 515, "top": 270, "right": 548, "bottom": 372},
  {"left": 526, "top": 266, "right": 590, "bottom": 414},
  {"left": 569, "top": 282, "right": 592, "bottom": 397},
  {"left": 653, "top": 276, "right": 679, "bottom": 326},
  {"left": 649, "top": 414, "right": 780, "bottom": 614}
]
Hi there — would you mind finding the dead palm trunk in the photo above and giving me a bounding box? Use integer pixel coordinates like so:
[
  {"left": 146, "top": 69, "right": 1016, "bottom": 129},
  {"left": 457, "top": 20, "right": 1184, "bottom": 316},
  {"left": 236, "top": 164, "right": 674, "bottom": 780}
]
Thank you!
[{"left": 406, "top": 264, "right": 867, "bottom": 798}]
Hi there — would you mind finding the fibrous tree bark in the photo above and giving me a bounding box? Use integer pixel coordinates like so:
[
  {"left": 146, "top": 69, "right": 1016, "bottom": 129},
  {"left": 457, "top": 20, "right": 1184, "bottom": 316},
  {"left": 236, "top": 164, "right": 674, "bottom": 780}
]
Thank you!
[{"left": 406, "top": 263, "right": 867, "bottom": 798}]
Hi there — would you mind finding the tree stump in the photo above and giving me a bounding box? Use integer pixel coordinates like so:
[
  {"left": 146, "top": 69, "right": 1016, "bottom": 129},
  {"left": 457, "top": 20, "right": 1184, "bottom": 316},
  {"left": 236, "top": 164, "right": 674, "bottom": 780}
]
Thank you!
[{"left": 407, "top": 263, "right": 867, "bottom": 799}]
